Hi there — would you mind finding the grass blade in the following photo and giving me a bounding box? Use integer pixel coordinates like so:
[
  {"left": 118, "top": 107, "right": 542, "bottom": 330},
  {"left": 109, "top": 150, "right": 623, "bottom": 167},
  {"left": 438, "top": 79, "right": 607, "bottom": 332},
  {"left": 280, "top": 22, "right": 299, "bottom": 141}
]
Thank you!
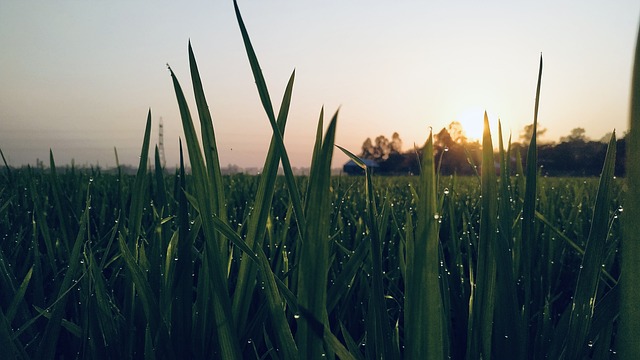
[
  {"left": 493, "top": 120, "right": 523, "bottom": 358},
  {"left": 231, "top": 71, "right": 296, "bottom": 333},
  {"left": 127, "top": 111, "right": 152, "bottom": 248},
  {"left": 170, "top": 140, "right": 193, "bottom": 357},
  {"left": 0, "top": 306, "right": 20, "bottom": 360},
  {"left": 118, "top": 233, "right": 174, "bottom": 358},
  {"left": 563, "top": 132, "right": 617, "bottom": 359},
  {"left": 405, "top": 130, "right": 445, "bottom": 359},
  {"left": 520, "top": 55, "right": 543, "bottom": 353},
  {"left": 233, "top": 0, "right": 306, "bottom": 235},
  {"left": 296, "top": 112, "right": 338, "bottom": 359},
  {"left": 467, "top": 112, "right": 498, "bottom": 359},
  {"left": 169, "top": 65, "right": 240, "bottom": 359},
  {"left": 188, "top": 42, "right": 229, "bottom": 257},
  {"left": 35, "top": 189, "right": 89, "bottom": 359},
  {"left": 618, "top": 18, "right": 640, "bottom": 358}
]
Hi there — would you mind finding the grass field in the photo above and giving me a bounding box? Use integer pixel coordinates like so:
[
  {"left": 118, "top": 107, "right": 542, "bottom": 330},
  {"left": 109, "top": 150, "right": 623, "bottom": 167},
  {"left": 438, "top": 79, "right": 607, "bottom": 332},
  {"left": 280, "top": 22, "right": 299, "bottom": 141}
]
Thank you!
[{"left": 1, "top": 2, "right": 639, "bottom": 359}]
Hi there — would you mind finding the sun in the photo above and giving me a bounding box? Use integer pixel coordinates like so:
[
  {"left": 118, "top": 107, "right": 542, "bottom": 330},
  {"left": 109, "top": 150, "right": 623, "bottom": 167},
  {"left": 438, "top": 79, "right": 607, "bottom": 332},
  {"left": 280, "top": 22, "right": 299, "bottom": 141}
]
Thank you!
[{"left": 454, "top": 106, "right": 486, "bottom": 142}]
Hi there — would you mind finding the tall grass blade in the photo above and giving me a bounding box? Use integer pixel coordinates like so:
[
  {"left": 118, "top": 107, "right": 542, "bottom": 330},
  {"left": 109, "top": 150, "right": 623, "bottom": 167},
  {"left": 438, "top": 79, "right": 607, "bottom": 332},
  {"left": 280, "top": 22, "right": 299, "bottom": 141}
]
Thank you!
[
  {"left": 49, "top": 151, "right": 71, "bottom": 255},
  {"left": 467, "top": 112, "right": 498, "bottom": 359},
  {"left": 338, "top": 143, "right": 398, "bottom": 359},
  {"left": 233, "top": 0, "right": 306, "bottom": 235},
  {"left": 563, "top": 132, "right": 616, "bottom": 359},
  {"left": 0, "top": 308, "right": 19, "bottom": 360},
  {"left": 188, "top": 42, "right": 229, "bottom": 257},
  {"left": 118, "top": 233, "right": 174, "bottom": 358},
  {"left": 365, "top": 163, "right": 397, "bottom": 359},
  {"left": 493, "top": 120, "right": 522, "bottom": 357},
  {"left": 127, "top": 111, "right": 152, "bottom": 247},
  {"left": 35, "top": 190, "right": 89, "bottom": 359},
  {"left": 171, "top": 140, "right": 193, "bottom": 357},
  {"left": 169, "top": 65, "right": 240, "bottom": 359},
  {"left": 405, "top": 131, "right": 445, "bottom": 359},
  {"left": 231, "top": 71, "right": 295, "bottom": 333},
  {"left": 296, "top": 112, "right": 338, "bottom": 359},
  {"left": 5, "top": 266, "right": 32, "bottom": 323},
  {"left": 521, "top": 55, "right": 543, "bottom": 352},
  {"left": 619, "top": 18, "right": 640, "bottom": 359},
  {"left": 0, "top": 148, "right": 13, "bottom": 185}
]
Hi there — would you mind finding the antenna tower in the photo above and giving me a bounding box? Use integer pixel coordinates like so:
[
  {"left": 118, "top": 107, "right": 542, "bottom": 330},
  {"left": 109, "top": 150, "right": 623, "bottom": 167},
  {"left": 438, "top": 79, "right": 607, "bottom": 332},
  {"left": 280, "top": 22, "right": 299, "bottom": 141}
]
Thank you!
[{"left": 158, "top": 117, "right": 166, "bottom": 168}]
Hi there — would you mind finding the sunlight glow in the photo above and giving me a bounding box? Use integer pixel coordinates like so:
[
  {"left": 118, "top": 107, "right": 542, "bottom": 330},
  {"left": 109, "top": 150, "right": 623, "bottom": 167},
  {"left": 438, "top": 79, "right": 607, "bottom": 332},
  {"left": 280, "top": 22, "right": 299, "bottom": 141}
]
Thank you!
[{"left": 455, "top": 106, "right": 486, "bottom": 142}]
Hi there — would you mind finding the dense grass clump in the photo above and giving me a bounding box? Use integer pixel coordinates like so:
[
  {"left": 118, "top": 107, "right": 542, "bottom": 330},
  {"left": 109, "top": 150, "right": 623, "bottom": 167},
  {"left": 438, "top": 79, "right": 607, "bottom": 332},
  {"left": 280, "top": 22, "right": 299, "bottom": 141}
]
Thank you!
[{"left": 1, "top": 1, "right": 638, "bottom": 359}]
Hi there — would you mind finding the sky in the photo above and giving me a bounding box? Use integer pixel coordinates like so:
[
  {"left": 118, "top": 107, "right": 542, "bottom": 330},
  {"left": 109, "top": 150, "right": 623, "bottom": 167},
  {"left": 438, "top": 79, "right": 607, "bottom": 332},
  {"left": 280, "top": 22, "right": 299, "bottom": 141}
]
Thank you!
[{"left": 1, "top": 1, "right": 639, "bottom": 169}]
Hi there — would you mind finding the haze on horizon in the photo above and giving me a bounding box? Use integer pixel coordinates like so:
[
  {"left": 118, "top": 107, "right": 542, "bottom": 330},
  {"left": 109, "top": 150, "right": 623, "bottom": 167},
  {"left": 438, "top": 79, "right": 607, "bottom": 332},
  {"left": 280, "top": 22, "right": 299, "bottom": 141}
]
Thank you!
[{"left": 1, "top": 1, "right": 639, "bottom": 169}]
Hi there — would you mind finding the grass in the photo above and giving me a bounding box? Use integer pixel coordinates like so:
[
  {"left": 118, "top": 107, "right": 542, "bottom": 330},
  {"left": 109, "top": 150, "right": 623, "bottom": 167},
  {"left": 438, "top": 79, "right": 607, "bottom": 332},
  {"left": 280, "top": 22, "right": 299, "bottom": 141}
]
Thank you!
[{"left": 0, "top": 1, "right": 636, "bottom": 359}]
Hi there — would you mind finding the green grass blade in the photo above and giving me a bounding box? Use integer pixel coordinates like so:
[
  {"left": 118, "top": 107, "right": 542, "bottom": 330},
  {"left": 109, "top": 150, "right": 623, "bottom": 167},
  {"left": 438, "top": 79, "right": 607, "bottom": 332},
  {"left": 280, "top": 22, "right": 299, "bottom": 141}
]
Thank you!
[
  {"left": 233, "top": 0, "right": 306, "bottom": 235},
  {"left": 467, "top": 112, "right": 498, "bottom": 359},
  {"left": 170, "top": 140, "right": 193, "bottom": 357},
  {"left": 49, "top": 150, "right": 71, "bottom": 255},
  {"left": 335, "top": 145, "right": 365, "bottom": 170},
  {"left": 28, "top": 175, "right": 57, "bottom": 274},
  {"left": 127, "top": 111, "right": 152, "bottom": 247},
  {"left": 36, "top": 189, "right": 89, "bottom": 359},
  {"left": 326, "top": 236, "right": 369, "bottom": 313},
  {"left": 0, "top": 307, "right": 19, "bottom": 360},
  {"left": 323, "top": 325, "right": 358, "bottom": 360},
  {"left": 0, "top": 148, "right": 13, "bottom": 185},
  {"left": 521, "top": 55, "right": 543, "bottom": 351},
  {"left": 214, "top": 217, "right": 298, "bottom": 359},
  {"left": 363, "top": 162, "right": 398, "bottom": 359},
  {"left": 188, "top": 42, "right": 229, "bottom": 256},
  {"left": 563, "top": 132, "right": 617, "bottom": 359},
  {"left": 619, "top": 18, "right": 640, "bottom": 359},
  {"left": 405, "top": 130, "right": 445, "bottom": 359},
  {"left": 231, "top": 71, "right": 296, "bottom": 333},
  {"left": 32, "top": 305, "right": 81, "bottom": 338},
  {"left": 255, "top": 247, "right": 299, "bottom": 360},
  {"left": 339, "top": 321, "right": 364, "bottom": 360},
  {"left": 5, "top": 266, "right": 32, "bottom": 323},
  {"left": 169, "top": 66, "right": 240, "bottom": 359},
  {"left": 296, "top": 112, "right": 338, "bottom": 359},
  {"left": 118, "top": 232, "right": 175, "bottom": 358},
  {"left": 493, "top": 120, "right": 523, "bottom": 358}
]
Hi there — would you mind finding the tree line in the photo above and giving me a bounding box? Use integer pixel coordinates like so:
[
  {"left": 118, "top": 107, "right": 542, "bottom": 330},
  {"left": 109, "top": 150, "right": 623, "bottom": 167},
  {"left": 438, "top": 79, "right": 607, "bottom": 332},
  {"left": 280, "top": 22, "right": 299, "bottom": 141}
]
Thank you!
[{"left": 344, "top": 122, "right": 627, "bottom": 176}]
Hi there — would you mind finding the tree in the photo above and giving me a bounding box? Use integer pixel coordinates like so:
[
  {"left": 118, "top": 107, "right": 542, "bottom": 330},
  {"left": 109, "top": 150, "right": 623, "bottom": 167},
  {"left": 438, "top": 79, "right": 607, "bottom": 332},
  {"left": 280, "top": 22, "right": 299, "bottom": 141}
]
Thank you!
[
  {"left": 599, "top": 132, "right": 613, "bottom": 143},
  {"left": 520, "top": 123, "right": 547, "bottom": 144},
  {"left": 560, "top": 127, "right": 588, "bottom": 143},
  {"left": 448, "top": 121, "right": 468, "bottom": 144},
  {"left": 432, "top": 125, "right": 479, "bottom": 176},
  {"left": 360, "top": 134, "right": 393, "bottom": 161},
  {"left": 390, "top": 132, "right": 403, "bottom": 154},
  {"left": 435, "top": 127, "right": 454, "bottom": 149},
  {"left": 361, "top": 137, "right": 375, "bottom": 159},
  {"left": 373, "top": 135, "right": 391, "bottom": 160}
]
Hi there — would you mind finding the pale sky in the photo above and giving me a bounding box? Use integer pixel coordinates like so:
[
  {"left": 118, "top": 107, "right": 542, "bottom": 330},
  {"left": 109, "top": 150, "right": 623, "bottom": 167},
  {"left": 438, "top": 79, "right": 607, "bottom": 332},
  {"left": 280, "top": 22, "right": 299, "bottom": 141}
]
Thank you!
[{"left": 1, "top": 1, "right": 639, "bottom": 169}]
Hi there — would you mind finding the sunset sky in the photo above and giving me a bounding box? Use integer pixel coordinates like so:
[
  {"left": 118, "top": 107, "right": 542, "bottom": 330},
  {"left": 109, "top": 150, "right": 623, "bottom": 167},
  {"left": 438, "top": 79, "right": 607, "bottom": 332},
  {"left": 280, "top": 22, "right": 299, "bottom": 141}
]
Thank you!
[{"left": 1, "top": 1, "right": 639, "bottom": 169}]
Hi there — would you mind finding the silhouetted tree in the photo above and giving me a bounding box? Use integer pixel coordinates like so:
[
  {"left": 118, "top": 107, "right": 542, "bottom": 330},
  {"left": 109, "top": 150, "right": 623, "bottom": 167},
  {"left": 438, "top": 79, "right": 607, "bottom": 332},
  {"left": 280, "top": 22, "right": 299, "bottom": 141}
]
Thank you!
[
  {"left": 447, "top": 121, "right": 468, "bottom": 144},
  {"left": 361, "top": 137, "right": 375, "bottom": 159},
  {"left": 520, "top": 123, "right": 548, "bottom": 144},
  {"left": 432, "top": 124, "right": 480, "bottom": 175},
  {"left": 560, "top": 127, "right": 588, "bottom": 143},
  {"left": 373, "top": 135, "right": 391, "bottom": 160},
  {"left": 599, "top": 132, "right": 613, "bottom": 143},
  {"left": 390, "top": 132, "right": 403, "bottom": 154},
  {"left": 351, "top": 126, "right": 625, "bottom": 177}
]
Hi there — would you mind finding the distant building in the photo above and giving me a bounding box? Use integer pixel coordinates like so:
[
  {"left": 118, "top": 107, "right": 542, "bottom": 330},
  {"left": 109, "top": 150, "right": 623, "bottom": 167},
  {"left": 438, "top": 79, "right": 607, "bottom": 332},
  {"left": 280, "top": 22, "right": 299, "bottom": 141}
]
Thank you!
[{"left": 343, "top": 159, "right": 379, "bottom": 175}]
